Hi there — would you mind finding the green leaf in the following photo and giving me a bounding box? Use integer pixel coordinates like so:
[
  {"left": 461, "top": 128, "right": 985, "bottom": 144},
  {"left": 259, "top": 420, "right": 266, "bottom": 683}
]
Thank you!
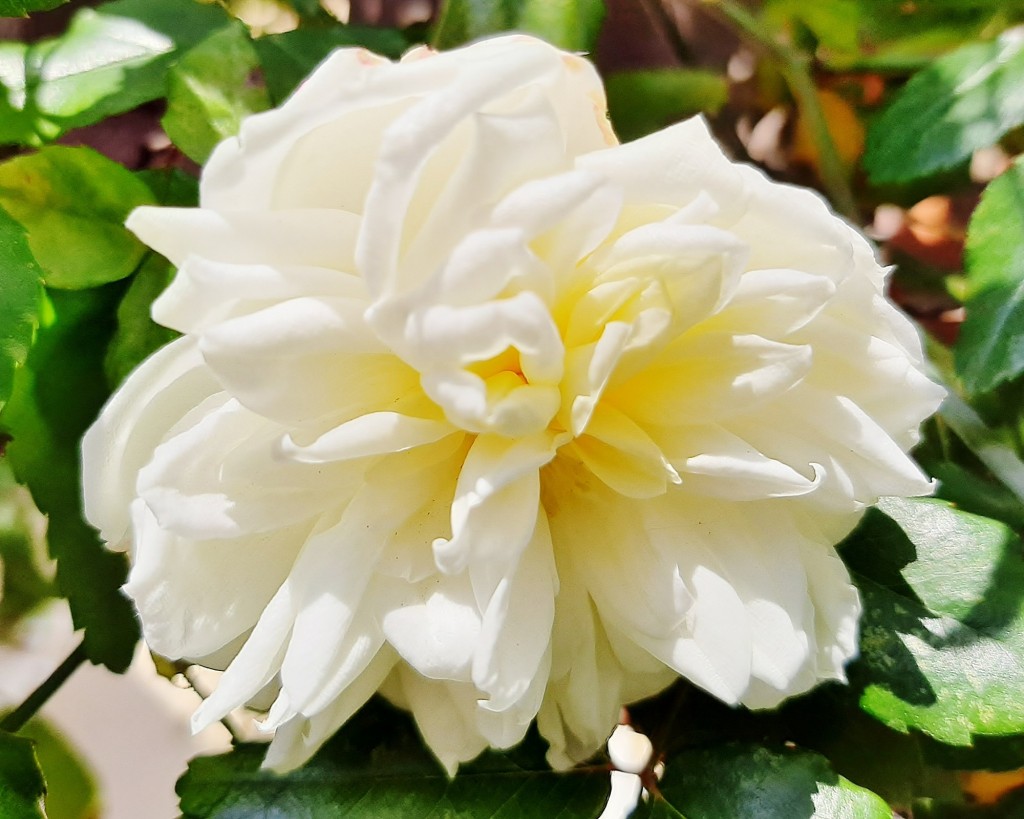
[
  {"left": 763, "top": 0, "right": 861, "bottom": 56},
  {"left": 640, "top": 744, "right": 890, "bottom": 819},
  {"left": 843, "top": 498, "right": 1024, "bottom": 756},
  {"left": 1, "top": 286, "right": 139, "bottom": 672},
  {"left": 864, "top": 30, "right": 1024, "bottom": 184},
  {"left": 0, "top": 732, "right": 46, "bottom": 819},
  {"left": 433, "top": 0, "right": 605, "bottom": 52},
  {"left": 103, "top": 253, "right": 178, "bottom": 388},
  {"left": 0, "top": 460, "right": 54, "bottom": 628},
  {"left": 962, "top": 160, "right": 1024, "bottom": 300},
  {"left": 178, "top": 698, "right": 611, "bottom": 818},
  {"left": 517, "top": 0, "right": 606, "bottom": 53},
  {"left": 0, "top": 208, "right": 42, "bottom": 415},
  {"left": 103, "top": 168, "right": 195, "bottom": 388},
  {"left": 606, "top": 69, "right": 727, "bottom": 143},
  {"left": 0, "top": 146, "right": 154, "bottom": 290},
  {"left": 163, "top": 24, "right": 271, "bottom": 164},
  {"left": 252, "top": 27, "right": 408, "bottom": 104},
  {"left": 0, "top": 0, "right": 228, "bottom": 146},
  {"left": 0, "top": 0, "right": 66, "bottom": 16},
  {"left": 955, "top": 160, "right": 1024, "bottom": 394},
  {"left": 17, "top": 718, "right": 98, "bottom": 819}
]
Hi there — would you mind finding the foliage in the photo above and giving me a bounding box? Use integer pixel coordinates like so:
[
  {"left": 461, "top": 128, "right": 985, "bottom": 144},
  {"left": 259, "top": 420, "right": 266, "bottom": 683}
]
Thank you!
[{"left": 2, "top": 0, "right": 1024, "bottom": 816}]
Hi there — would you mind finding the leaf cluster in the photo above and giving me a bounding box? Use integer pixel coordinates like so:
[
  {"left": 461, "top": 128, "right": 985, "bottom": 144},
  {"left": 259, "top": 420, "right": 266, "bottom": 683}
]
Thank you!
[{"left": 2, "top": 0, "right": 1024, "bottom": 817}]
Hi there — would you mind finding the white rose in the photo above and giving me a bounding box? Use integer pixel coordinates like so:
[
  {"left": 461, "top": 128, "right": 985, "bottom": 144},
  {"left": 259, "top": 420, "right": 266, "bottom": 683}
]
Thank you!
[{"left": 82, "top": 34, "right": 944, "bottom": 774}]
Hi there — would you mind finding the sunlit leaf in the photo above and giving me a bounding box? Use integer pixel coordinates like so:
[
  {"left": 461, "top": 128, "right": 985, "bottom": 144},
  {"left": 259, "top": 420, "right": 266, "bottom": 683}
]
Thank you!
[
  {"left": 0, "top": 147, "right": 154, "bottom": 290},
  {"left": 843, "top": 498, "right": 1024, "bottom": 759},
  {"left": 0, "top": 208, "right": 41, "bottom": 415},
  {"left": 955, "top": 160, "right": 1024, "bottom": 394},
  {"left": 0, "top": 0, "right": 228, "bottom": 145},
  {"left": 865, "top": 30, "right": 1024, "bottom": 184}
]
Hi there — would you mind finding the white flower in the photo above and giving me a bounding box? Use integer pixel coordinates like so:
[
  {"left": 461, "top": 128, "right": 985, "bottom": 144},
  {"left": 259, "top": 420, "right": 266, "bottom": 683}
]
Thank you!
[{"left": 81, "top": 34, "right": 943, "bottom": 774}]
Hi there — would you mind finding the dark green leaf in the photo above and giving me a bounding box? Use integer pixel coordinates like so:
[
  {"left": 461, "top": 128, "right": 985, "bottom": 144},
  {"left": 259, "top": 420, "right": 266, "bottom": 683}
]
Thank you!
[
  {"left": 0, "top": 0, "right": 65, "bottom": 16},
  {"left": 843, "top": 498, "right": 1024, "bottom": 758},
  {"left": 606, "top": 69, "right": 727, "bottom": 142},
  {"left": 178, "top": 698, "right": 611, "bottom": 818},
  {"left": 0, "top": 732, "right": 46, "bottom": 819},
  {"left": 0, "top": 208, "right": 42, "bottom": 414},
  {"left": 433, "top": 0, "right": 605, "bottom": 52},
  {"left": 163, "top": 24, "right": 271, "bottom": 164},
  {"left": 640, "top": 744, "right": 890, "bottom": 819},
  {"left": 252, "top": 27, "right": 408, "bottom": 104},
  {"left": 0, "top": 146, "right": 154, "bottom": 290},
  {"left": 103, "top": 168, "right": 195, "bottom": 388},
  {"left": 1, "top": 286, "right": 139, "bottom": 671},
  {"left": 955, "top": 160, "right": 1024, "bottom": 394},
  {"left": 864, "top": 30, "right": 1024, "bottom": 184},
  {"left": 0, "top": 0, "right": 228, "bottom": 146},
  {"left": 933, "top": 462, "right": 1024, "bottom": 531},
  {"left": 103, "top": 254, "right": 178, "bottom": 388}
]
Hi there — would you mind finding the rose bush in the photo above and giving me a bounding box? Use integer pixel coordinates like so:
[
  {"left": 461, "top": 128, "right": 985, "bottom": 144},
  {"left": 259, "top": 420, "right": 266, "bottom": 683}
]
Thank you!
[{"left": 81, "top": 34, "right": 943, "bottom": 774}]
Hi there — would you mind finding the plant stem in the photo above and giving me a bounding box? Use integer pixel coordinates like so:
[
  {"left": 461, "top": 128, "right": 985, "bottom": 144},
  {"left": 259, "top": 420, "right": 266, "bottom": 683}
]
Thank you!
[
  {"left": 1, "top": 640, "right": 87, "bottom": 734},
  {"left": 697, "top": 0, "right": 861, "bottom": 222}
]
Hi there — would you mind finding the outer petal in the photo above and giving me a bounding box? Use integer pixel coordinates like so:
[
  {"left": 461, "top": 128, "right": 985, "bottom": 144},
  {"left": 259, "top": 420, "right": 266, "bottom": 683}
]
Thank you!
[
  {"left": 125, "top": 500, "right": 308, "bottom": 659},
  {"left": 82, "top": 336, "right": 220, "bottom": 546}
]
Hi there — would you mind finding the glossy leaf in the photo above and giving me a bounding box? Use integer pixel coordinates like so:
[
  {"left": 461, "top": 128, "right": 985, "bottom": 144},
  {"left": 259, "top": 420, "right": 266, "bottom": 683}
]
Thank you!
[
  {"left": 0, "top": 208, "right": 42, "bottom": 415},
  {"left": 955, "top": 160, "right": 1024, "bottom": 394},
  {"left": 865, "top": 30, "right": 1024, "bottom": 184},
  {"left": 606, "top": 69, "right": 727, "bottom": 142},
  {"left": 640, "top": 744, "right": 890, "bottom": 819},
  {"left": 178, "top": 698, "right": 612, "bottom": 818},
  {"left": 0, "top": 147, "right": 154, "bottom": 290},
  {"left": 433, "top": 0, "right": 606, "bottom": 52},
  {"left": 1, "top": 287, "right": 139, "bottom": 672},
  {"left": 163, "top": 24, "right": 271, "bottom": 164},
  {"left": 0, "top": 0, "right": 228, "bottom": 146},
  {"left": 252, "top": 27, "right": 408, "bottom": 104},
  {"left": 843, "top": 498, "right": 1024, "bottom": 753},
  {"left": 0, "top": 732, "right": 46, "bottom": 819}
]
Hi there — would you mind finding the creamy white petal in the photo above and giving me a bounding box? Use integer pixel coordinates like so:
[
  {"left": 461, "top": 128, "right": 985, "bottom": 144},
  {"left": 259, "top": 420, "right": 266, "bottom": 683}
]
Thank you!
[
  {"left": 263, "top": 644, "right": 398, "bottom": 773},
  {"left": 81, "top": 336, "right": 220, "bottom": 546},
  {"left": 472, "top": 514, "right": 557, "bottom": 710},
  {"left": 126, "top": 207, "right": 359, "bottom": 270},
  {"left": 125, "top": 499, "right": 307, "bottom": 659},
  {"left": 137, "top": 397, "right": 348, "bottom": 539},
  {"left": 154, "top": 258, "right": 366, "bottom": 335}
]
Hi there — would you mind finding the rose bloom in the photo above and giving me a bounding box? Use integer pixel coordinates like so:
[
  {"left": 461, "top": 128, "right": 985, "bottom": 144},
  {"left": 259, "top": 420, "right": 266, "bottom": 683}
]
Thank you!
[{"left": 82, "top": 35, "right": 943, "bottom": 773}]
